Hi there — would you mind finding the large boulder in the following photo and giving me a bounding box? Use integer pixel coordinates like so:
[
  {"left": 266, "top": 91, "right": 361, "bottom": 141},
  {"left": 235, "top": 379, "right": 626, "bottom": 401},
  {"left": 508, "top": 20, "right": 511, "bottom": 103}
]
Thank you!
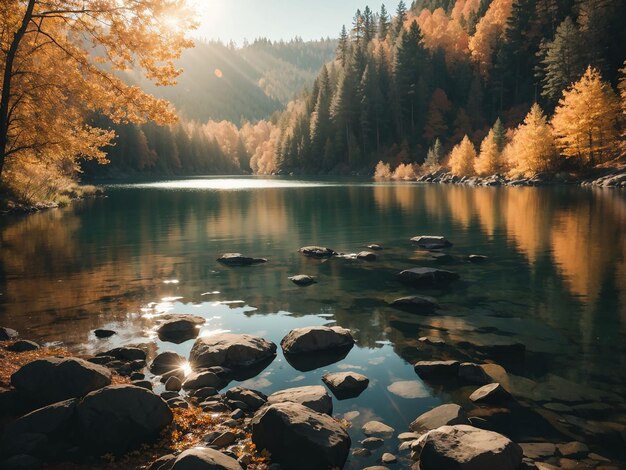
[
  {"left": 417, "top": 425, "right": 523, "bottom": 470},
  {"left": 410, "top": 404, "right": 469, "bottom": 433},
  {"left": 322, "top": 372, "right": 369, "bottom": 400},
  {"left": 11, "top": 357, "right": 111, "bottom": 406},
  {"left": 389, "top": 295, "right": 438, "bottom": 314},
  {"left": 281, "top": 326, "right": 354, "bottom": 355},
  {"left": 217, "top": 253, "right": 267, "bottom": 266},
  {"left": 170, "top": 447, "right": 242, "bottom": 469},
  {"left": 397, "top": 267, "right": 460, "bottom": 288},
  {"left": 182, "top": 371, "right": 224, "bottom": 391},
  {"left": 267, "top": 386, "right": 333, "bottom": 415},
  {"left": 469, "top": 383, "right": 512, "bottom": 405},
  {"left": 189, "top": 334, "right": 276, "bottom": 370},
  {"left": 157, "top": 315, "right": 205, "bottom": 343},
  {"left": 251, "top": 402, "right": 350, "bottom": 470},
  {"left": 150, "top": 351, "right": 186, "bottom": 375},
  {"left": 1, "top": 398, "right": 77, "bottom": 459},
  {"left": 410, "top": 236, "right": 453, "bottom": 249},
  {"left": 76, "top": 385, "right": 173, "bottom": 456},
  {"left": 299, "top": 246, "right": 337, "bottom": 258}
]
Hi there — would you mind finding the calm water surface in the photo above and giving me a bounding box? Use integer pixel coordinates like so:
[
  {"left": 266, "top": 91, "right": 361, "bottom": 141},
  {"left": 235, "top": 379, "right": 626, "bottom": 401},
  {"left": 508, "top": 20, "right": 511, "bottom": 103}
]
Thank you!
[{"left": 1, "top": 177, "right": 625, "bottom": 467}]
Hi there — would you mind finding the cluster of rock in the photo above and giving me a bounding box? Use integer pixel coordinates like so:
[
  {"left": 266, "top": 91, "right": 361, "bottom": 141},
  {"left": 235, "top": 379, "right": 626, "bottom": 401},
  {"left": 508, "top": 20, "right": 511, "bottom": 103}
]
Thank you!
[{"left": 581, "top": 166, "right": 626, "bottom": 187}]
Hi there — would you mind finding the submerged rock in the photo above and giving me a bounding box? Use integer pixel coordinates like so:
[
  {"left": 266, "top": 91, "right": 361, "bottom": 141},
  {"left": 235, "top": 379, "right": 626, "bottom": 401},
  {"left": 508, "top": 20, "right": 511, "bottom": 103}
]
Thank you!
[
  {"left": 410, "top": 404, "right": 469, "bottom": 433},
  {"left": 299, "top": 246, "right": 337, "bottom": 258},
  {"left": 189, "top": 333, "right": 277, "bottom": 370},
  {"left": 251, "top": 402, "right": 350, "bottom": 470},
  {"left": 356, "top": 251, "right": 377, "bottom": 261},
  {"left": 267, "top": 385, "right": 333, "bottom": 415},
  {"left": 288, "top": 274, "right": 317, "bottom": 286},
  {"left": 93, "top": 329, "right": 116, "bottom": 339},
  {"left": 280, "top": 326, "right": 354, "bottom": 355},
  {"left": 468, "top": 254, "right": 488, "bottom": 263},
  {"left": 396, "top": 267, "right": 460, "bottom": 288},
  {"left": 217, "top": 253, "right": 267, "bottom": 266},
  {"left": 76, "top": 385, "right": 173, "bottom": 456},
  {"left": 170, "top": 447, "right": 242, "bottom": 469},
  {"left": 322, "top": 372, "right": 369, "bottom": 399},
  {"left": 150, "top": 351, "right": 186, "bottom": 375},
  {"left": 11, "top": 357, "right": 112, "bottom": 406},
  {"left": 417, "top": 425, "right": 522, "bottom": 470},
  {"left": 414, "top": 360, "right": 460, "bottom": 380},
  {"left": 410, "top": 236, "right": 453, "bottom": 249},
  {"left": 367, "top": 244, "right": 383, "bottom": 251},
  {"left": 7, "top": 340, "right": 39, "bottom": 352},
  {"left": 157, "top": 315, "right": 206, "bottom": 343},
  {"left": 389, "top": 295, "right": 438, "bottom": 314}
]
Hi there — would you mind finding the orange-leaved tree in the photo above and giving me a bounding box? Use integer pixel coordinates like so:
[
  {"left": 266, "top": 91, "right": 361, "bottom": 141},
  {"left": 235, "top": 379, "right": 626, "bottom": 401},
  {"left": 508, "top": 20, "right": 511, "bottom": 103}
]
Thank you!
[
  {"left": 449, "top": 135, "right": 477, "bottom": 176},
  {"left": 551, "top": 66, "right": 620, "bottom": 166},
  {"left": 0, "top": 0, "right": 196, "bottom": 192}
]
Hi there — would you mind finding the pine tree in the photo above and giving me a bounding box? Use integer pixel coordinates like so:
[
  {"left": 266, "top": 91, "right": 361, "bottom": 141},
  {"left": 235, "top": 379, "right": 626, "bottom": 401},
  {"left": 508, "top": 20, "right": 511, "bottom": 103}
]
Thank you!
[
  {"left": 506, "top": 103, "right": 556, "bottom": 176},
  {"left": 423, "top": 89, "right": 452, "bottom": 143},
  {"left": 424, "top": 138, "right": 443, "bottom": 169},
  {"left": 379, "top": 5, "right": 391, "bottom": 40},
  {"left": 393, "top": 0, "right": 408, "bottom": 39},
  {"left": 337, "top": 25, "right": 350, "bottom": 67},
  {"left": 310, "top": 65, "right": 332, "bottom": 164},
  {"left": 352, "top": 9, "right": 364, "bottom": 42},
  {"left": 449, "top": 135, "right": 477, "bottom": 176},
  {"left": 363, "top": 6, "right": 376, "bottom": 44},
  {"left": 537, "top": 17, "right": 584, "bottom": 107},
  {"left": 492, "top": 117, "right": 506, "bottom": 152},
  {"left": 552, "top": 66, "right": 620, "bottom": 165}
]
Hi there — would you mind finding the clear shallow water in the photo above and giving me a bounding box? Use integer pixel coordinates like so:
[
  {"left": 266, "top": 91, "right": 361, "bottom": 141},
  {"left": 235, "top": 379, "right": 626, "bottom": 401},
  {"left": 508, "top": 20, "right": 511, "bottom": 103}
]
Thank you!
[{"left": 1, "top": 177, "right": 625, "bottom": 467}]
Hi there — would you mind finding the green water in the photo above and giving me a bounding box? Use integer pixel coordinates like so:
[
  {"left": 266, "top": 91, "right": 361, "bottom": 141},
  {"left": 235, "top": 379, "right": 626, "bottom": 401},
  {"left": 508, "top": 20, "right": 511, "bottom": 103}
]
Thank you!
[{"left": 1, "top": 177, "right": 625, "bottom": 467}]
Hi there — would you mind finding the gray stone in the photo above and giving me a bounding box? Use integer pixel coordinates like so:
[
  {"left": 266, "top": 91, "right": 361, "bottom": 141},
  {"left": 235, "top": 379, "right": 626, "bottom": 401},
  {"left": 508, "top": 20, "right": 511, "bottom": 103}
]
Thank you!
[
  {"left": 396, "top": 267, "right": 459, "bottom": 288},
  {"left": 414, "top": 360, "right": 460, "bottom": 380},
  {"left": 410, "top": 236, "right": 453, "bottom": 249},
  {"left": 322, "top": 372, "right": 369, "bottom": 399},
  {"left": 357, "top": 251, "right": 377, "bottom": 261},
  {"left": 225, "top": 387, "right": 267, "bottom": 411},
  {"left": 362, "top": 421, "right": 395, "bottom": 438},
  {"left": 132, "top": 380, "right": 153, "bottom": 390},
  {"left": 288, "top": 275, "right": 317, "bottom": 286},
  {"left": 190, "top": 333, "right": 276, "bottom": 370},
  {"left": 299, "top": 246, "right": 336, "bottom": 258},
  {"left": 389, "top": 296, "right": 438, "bottom": 314},
  {"left": 210, "top": 431, "right": 237, "bottom": 448},
  {"left": 193, "top": 387, "right": 219, "bottom": 400},
  {"left": 458, "top": 363, "right": 491, "bottom": 385},
  {"left": 0, "top": 327, "right": 18, "bottom": 341},
  {"left": 165, "top": 376, "right": 182, "bottom": 392},
  {"left": 398, "top": 432, "right": 420, "bottom": 441},
  {"left": 251, "top": 402, "right": 350, "bottom": 470},
  {"left": 267, "top": 385, "right": 332, "bottom": 415},
  {"left": 7, "top": 340, "right": 40, "bottom": 352},
  {"left": 11, "top": 357, "right": 112, "bottom": 406},
  {"left": 150, "top": 351, "right": 186, "bottom": 375},
  {"left": 382, "top": 453, "right": 397, "bottom": 464},
  {"left": 469, "top": 383, "right": 512, "bottom": 405},
  {"left": 519, "top": 443, "right": 557, "bottom": 460},
  {"left": 353, "top": 448, "right": 372, "bottom": 457},
  {"left": 77, "top": 385, "right": 173, "bottom": 456},
  {"left": 157, "top": 315, "right": 206, "bottom": 343},
  {"left": 217, "top": 253, "right": 267, "bottom": 266},
  {"left": 557, "top": 441, "right": 589, "bottom": 458},
  {"left": 418, "top": 425, "right": 523, "bottom": 470},
  {"left": 362, "top": 437, "right": 385, "bottom": 450},
  {"left": 101, "top": 347, "right": 146, "bottom": 361},
  {"left": 368, "top": 244, "right": 383, "bottom": 250},
  {"left": 410, "top": 404, "right": 469, "bottom": 433},
  {"left": 182, "top": 371, "right": 223, "bottom": 391},
  {"left": 281, "top": 326, "right": 354, "bottom": 354},
  {"left": 171, "top": 447, "right": 242, "bottom": 469}
]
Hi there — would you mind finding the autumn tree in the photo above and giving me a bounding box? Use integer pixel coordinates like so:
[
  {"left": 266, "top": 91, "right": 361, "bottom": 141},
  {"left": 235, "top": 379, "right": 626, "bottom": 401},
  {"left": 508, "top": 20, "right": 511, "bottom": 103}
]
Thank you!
[
  {"left": 551, "top": 67, "right": 620, "bottom": 165},
  {"left": 449, "top": 135, "right": 477, "bottom": 176},
  {"left": 0, "top": 0, "right": 195, "bottom": 194},
  {"left": 506, "top": 103, "right": 556, "bottom": 175},
  {"left": 475, "top": 119, "right": 505, "bottom": 175},
  {"left": 424, "top": 138, "right": 443, "bottom": 169}
]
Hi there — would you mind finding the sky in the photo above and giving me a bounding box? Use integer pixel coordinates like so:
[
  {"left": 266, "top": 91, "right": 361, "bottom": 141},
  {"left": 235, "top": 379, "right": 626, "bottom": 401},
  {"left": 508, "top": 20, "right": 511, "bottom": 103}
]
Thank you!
[{"left": 190, "top": 0, "right": 402, "bottom": 45}]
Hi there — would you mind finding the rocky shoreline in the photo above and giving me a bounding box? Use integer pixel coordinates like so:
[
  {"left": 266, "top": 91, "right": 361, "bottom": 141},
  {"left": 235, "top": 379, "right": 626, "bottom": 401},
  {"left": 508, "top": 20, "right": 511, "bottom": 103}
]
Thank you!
[
  {"left": 1, "top": 242, "right": 625, "bottom": 469},
  {"left": 412, "top": 165, "right": 626, "bottom": 188}
]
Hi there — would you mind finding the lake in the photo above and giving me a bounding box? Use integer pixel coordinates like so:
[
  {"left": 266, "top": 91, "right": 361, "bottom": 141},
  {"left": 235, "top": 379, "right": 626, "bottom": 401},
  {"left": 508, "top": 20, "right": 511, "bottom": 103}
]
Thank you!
[{"left": 1, "top": 177, "right": 625, "bottom": 467}]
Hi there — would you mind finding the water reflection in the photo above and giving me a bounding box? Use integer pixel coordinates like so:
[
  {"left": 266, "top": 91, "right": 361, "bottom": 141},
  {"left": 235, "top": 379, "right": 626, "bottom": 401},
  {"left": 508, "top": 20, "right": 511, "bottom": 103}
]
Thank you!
[{"left": 0, "top": 180, "right": 625, "bottom": 465}]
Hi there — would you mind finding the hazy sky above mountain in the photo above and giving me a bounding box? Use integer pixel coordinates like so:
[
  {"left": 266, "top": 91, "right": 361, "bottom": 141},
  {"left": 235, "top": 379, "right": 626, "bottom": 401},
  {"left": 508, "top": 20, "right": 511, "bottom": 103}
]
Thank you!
[{"left": 191, "top": 0, "right": 401, "bottom": 44}]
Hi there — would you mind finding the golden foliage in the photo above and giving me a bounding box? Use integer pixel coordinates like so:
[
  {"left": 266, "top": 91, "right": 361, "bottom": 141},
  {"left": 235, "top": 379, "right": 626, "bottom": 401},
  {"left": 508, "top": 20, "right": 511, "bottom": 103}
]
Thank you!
[
  {"left": 449, "top": 135, "right": 477, "bottom": 176},
  {"left": 551, "top": 66, "right": 621, "bottom": 165},
  {"left": 0, "top": 343, "right": 70, "bottom": 385},
  {"left": 374, "top": 160, "right": 392, "bottom": 180},
  {"left": 0, "top": 0, "right": 196, "bottom": 196},
  {"left": 468, "top": 0, "right": 513, "bottom": 76},
  {"left": 474, "top": 129, "right": 502, "bottom": 175},
  {"left": 505, "top": 103, "right": 556, "bottom": 176},
  {"left": 415, "top": 8, "right": 469, "bottom": 62}
]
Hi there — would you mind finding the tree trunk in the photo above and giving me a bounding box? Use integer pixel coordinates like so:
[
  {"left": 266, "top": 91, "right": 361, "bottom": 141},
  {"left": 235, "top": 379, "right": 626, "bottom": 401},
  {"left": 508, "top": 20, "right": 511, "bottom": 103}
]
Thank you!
[{"left": 0, "top": 0, "right": 36, "bottom": 184}]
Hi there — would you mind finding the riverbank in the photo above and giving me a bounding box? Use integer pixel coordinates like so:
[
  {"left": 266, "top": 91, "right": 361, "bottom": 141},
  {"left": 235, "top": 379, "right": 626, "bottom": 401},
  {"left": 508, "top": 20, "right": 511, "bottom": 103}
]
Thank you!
[{"left": 0, "top": 184, "right": 104, "bottom": 216}]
